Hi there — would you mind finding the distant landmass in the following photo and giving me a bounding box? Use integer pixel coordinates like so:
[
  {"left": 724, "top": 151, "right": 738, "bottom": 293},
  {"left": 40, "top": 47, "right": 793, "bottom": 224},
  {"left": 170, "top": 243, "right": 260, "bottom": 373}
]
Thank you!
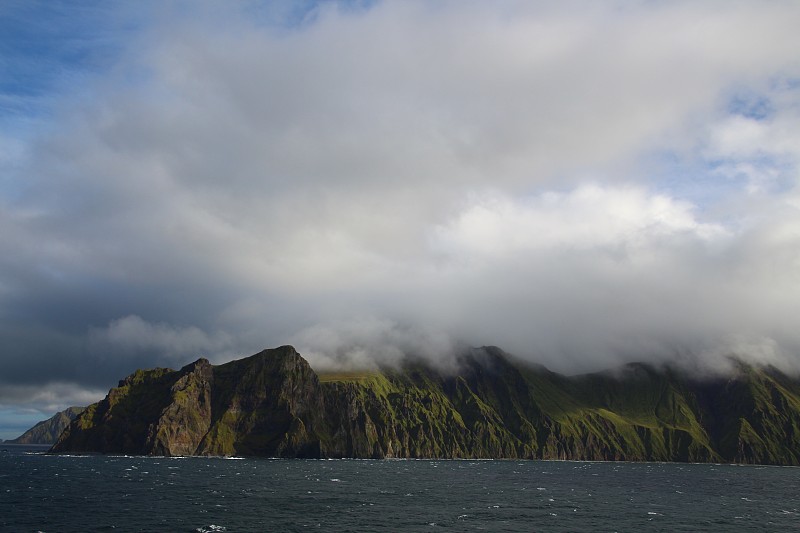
[
  {"left": 51, "top": 345, "right": 800, "bottom": 465},
  {"left": 8, "top": 406, "right": 85, "bottom": 444}
]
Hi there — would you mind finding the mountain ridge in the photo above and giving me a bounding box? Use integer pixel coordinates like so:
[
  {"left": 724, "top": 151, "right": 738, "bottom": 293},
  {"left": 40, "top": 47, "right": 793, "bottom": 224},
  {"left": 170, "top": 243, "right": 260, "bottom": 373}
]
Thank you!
[
  {"left": 7, "top": 406, "right": 85, "bottom": 445},
  {"left": 51, "top": 345, "right": 800, "bottom": 465}
]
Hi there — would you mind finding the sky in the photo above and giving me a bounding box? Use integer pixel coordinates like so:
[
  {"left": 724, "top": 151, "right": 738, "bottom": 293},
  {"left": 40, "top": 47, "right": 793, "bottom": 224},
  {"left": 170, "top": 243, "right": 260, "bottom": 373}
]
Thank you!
[{"left": 1, "top": 0, "right": 800, "bottom": 439}]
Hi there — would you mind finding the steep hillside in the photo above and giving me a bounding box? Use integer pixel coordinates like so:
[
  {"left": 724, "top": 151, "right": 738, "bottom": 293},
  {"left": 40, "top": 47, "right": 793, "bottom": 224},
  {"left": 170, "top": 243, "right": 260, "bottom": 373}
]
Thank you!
[
  {"left": 51, "top": 346, "right": 800, "bottom": 464},
  {"left": 8, "top": 406, "right": 85, "bottom": 444}
]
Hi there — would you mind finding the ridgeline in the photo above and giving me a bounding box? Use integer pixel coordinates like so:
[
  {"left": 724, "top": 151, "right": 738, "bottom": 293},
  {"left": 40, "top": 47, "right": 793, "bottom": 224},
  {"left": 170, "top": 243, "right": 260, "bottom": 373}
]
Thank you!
[
  {"left": 51, "top": 346, "right": 800, "bottom": 465},
  {"left": 7, "top": 406, "right": 84, "bottom": 445}
]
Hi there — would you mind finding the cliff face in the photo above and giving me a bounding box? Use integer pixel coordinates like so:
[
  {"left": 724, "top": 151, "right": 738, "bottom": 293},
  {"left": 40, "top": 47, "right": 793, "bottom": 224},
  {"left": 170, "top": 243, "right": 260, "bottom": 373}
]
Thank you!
[
  {"left": 53, "top": 346, "right": 324, "bottom": 457},
  {"left": 7, "top": 406, "right": 84, "bottom": 444},
  {"left": 51, "top": 345, "right": 800, "bottom": 465}
]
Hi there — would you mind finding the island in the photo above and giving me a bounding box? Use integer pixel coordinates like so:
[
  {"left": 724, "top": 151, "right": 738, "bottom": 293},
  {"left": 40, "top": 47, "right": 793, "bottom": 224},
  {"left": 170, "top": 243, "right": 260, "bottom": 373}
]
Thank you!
[{"left": 51, "top": 345, "right": 800, "bottom": 465}]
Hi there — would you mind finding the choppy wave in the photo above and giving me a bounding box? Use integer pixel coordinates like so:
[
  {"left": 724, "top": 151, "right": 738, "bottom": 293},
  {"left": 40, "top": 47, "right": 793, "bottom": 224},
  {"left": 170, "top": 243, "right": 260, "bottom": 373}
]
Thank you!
[{"left": 2, "top": 444, "right": 799, "bottom": 532}]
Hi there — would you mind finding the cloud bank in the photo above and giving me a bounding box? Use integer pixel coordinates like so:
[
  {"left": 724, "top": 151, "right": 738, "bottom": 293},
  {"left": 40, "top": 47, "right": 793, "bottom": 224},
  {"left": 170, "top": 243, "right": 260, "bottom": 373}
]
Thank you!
[{"left": 2, "top": 1, "right": 800, "bottom": 430}]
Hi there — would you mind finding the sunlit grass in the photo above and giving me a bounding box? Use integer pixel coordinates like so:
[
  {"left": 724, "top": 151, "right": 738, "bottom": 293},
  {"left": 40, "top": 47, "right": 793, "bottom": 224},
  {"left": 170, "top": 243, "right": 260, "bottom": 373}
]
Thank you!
[{"left": 317, "top": 371, "right": 378, "bottom": 383}]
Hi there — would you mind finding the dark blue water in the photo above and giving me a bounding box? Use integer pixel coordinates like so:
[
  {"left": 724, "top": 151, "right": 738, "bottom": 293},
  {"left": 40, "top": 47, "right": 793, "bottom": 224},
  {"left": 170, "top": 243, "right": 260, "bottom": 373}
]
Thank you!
[{"left": 1, "top": 444, "right": 798, "bottom": 532}]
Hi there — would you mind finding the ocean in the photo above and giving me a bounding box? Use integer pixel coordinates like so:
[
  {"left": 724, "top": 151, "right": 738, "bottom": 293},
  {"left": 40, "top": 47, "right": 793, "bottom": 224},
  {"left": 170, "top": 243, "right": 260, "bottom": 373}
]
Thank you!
[{"left": 1, "top": 444, "right": 798, "bottom": 532}]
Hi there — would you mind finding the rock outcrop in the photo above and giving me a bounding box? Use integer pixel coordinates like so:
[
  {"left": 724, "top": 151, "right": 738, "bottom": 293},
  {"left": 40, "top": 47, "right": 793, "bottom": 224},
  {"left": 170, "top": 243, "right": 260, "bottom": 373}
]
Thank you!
[{"left": 51, "top": 345, "right": 800, "bottom": 465}]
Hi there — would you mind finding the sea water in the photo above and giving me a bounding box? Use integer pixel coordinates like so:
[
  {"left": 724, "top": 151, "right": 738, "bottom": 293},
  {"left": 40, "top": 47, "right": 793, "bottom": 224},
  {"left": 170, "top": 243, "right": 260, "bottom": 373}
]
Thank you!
[{"left": 1, "top": 444, "right": 798, "bottom": 532}]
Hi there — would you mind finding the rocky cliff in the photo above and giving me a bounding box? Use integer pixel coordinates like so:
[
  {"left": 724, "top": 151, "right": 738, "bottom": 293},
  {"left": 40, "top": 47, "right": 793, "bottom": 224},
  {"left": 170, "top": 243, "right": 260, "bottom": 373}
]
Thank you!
[{"left": 51, "top": 346, "right": 800, "bottom": 464}]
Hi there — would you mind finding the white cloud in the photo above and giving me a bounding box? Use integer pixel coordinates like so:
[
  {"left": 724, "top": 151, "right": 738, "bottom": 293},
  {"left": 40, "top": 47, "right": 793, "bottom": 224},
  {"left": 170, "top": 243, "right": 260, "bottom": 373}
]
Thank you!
[
  {"left": 432, "top": 185, "right": 726, "bottom": 258},
  {"left": 702, "top": 79, "right": 800, "bottom": 193},
  {"left": 0, "top": 382, "right": 106, "bottom": 417},
  {"left": 291, "top": 316, "right": 458, "bottom": 372},
  {"left": 89, "top": 315, "right": 234, "bottom": 363}
]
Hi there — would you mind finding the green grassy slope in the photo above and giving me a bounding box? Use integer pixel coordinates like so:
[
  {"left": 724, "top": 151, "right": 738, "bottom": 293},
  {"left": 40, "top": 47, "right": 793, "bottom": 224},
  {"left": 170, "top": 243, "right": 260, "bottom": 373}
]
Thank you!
[{"left": 50, "top": 346, "right": 800, "bottom": 464}]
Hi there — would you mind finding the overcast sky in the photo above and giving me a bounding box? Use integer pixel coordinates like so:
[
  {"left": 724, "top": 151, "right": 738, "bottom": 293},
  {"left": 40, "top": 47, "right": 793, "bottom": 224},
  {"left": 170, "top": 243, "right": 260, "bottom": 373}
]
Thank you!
[{"left": 1, "top": 0, "right": 800, "bottom": 438}]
